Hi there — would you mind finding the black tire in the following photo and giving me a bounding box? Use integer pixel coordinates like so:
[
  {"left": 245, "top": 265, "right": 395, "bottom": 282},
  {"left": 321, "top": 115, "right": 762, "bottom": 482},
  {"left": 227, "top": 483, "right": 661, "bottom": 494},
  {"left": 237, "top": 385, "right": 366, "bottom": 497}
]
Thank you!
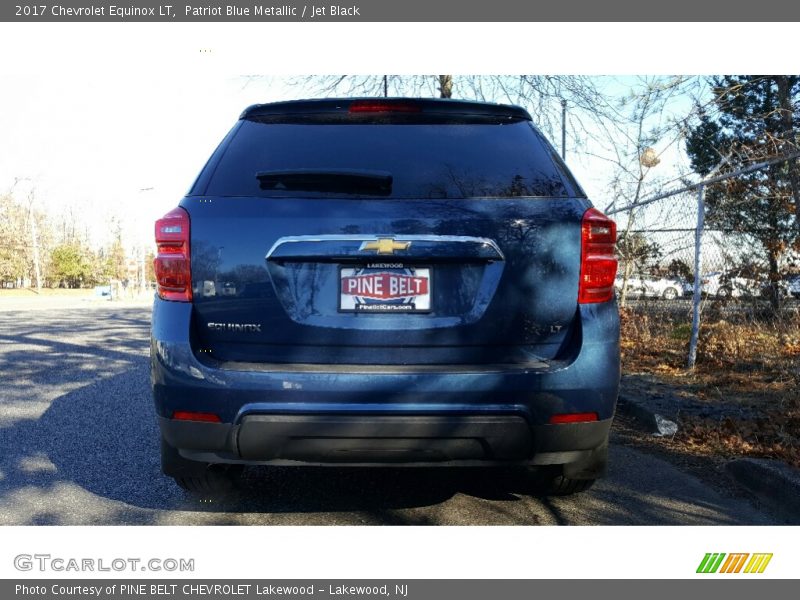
[
  {"left": 518, "top": 465, "right": 596, "bottom": 496},
  {"left": 161, "top": 437, "right": 242, "bottom": 496},
  {"left": 717, "top": 287, "right": 731, "bottom": 298},
  {"left": 517, "top": 439, "right": 606, "bottom": 496},
  {"left": 543, "top": 474, "right": 596, "bottom": 495},
  {"left": 662, "top": 287, "right": 678, "bottom": 300},
  {"left": 173, "top": 469, "right": 242, "bottom": 495}
]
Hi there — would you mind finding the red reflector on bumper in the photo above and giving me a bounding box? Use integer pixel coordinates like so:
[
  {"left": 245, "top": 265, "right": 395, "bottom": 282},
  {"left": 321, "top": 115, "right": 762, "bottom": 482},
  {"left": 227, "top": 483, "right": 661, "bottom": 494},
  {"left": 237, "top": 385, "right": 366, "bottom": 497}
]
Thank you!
[
  {"left": 549, "top": 412, "right": 599, "bottom": 424},
  {"left": 172, "top": 411, "right": 221, "bottom": 423}
]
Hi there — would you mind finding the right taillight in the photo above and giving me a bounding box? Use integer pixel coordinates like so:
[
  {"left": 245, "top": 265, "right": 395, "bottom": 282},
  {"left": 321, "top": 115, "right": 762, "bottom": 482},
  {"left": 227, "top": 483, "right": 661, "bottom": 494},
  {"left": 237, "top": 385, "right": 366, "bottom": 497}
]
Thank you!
[
  {"left": 578, "top": 207, "right": 617, "bottom": 304},
  {"left": 154, "top": 207, "right": 192, "bottom": 302}
]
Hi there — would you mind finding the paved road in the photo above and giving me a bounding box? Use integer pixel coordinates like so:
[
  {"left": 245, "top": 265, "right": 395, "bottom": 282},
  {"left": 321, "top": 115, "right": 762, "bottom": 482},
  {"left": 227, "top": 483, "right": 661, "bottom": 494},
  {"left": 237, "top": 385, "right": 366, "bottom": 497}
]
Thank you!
[{"left": 0, "top": 306, "right": 778, "bottom": 525}]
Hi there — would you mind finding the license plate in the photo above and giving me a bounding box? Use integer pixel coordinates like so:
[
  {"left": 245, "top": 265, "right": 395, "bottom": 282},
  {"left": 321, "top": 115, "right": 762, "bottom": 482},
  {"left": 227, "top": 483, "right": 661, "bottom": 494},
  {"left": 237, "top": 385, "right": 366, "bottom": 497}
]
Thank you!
[{"left": 339, "top": 264, "right": 431, "bottom": 313}]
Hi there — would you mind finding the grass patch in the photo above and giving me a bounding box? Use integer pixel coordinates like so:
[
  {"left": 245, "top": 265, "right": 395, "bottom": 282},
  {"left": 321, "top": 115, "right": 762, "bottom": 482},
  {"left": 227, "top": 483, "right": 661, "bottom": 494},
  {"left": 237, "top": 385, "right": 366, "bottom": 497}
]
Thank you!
[{"left": 670, "top": 323, "right": 692, "bottom": 341}]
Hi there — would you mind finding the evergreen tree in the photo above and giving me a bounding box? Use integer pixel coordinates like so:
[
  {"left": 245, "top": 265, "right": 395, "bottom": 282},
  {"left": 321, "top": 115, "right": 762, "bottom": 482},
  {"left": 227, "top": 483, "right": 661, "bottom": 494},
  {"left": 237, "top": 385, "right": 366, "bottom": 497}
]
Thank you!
[
  {"left": 685, "top": 76, "right": 800, "bottom": 309},
  {"left": 104, "top": 238, "right": 128, "bottom": 283},
  {"left": 49, "top": 243, "right": 95, "bottom": 288}
]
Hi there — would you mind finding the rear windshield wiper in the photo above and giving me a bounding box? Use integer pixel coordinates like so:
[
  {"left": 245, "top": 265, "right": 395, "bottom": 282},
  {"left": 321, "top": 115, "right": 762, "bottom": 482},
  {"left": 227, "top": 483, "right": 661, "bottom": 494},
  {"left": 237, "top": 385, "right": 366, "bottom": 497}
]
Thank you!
[{"left": 256, "top": 169, "right": 392, "bottom": 196}]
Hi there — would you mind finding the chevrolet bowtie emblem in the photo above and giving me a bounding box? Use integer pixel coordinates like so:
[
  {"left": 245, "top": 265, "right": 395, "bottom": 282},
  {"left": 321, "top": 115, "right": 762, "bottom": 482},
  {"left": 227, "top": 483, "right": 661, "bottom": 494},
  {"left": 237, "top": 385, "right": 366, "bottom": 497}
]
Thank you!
[{"left": 360, "top": 238, "right": 412, "bottom": 255}]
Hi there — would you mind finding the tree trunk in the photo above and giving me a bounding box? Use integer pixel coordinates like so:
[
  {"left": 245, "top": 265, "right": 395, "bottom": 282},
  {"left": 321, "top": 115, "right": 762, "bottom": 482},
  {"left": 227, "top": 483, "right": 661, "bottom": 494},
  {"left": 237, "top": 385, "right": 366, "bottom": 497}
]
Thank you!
[
  {"left": 767, "top": 247, "right": 781, "bottom": 314},
  {"left": 438, "top": 75, "right": 453, "bottom": 99},
  {"left": 764, "top": 186, "right": 783, "bottom": 315}
]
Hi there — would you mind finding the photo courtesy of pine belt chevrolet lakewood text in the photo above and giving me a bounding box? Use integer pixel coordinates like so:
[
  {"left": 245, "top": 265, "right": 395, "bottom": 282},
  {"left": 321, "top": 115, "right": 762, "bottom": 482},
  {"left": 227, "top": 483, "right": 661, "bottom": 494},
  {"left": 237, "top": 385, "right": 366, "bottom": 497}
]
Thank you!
[{"left": 150, "top": 98, "right": 620, "bottom": 495}]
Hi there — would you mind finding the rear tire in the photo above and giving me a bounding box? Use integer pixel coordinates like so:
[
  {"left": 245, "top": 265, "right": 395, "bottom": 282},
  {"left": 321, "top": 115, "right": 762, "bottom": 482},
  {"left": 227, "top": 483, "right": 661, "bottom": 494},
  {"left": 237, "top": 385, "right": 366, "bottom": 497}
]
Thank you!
[
  {"left": 524, "top": 465, "right": 596, "bottom": 496},
  {"left": 161, "top": 437, "right": 242, "bottom": 496},
  {"left": 662, "top": 287, "right": 679, "bottom": 300},
  {"left": 542, "top": 473, "right": 596, "bottom": 495},
  {"left": 173, "top": 469, "right": 242, "bottom": 495},
  {"left": 518, "top": 438, "right": 606, "bottom": 496}
]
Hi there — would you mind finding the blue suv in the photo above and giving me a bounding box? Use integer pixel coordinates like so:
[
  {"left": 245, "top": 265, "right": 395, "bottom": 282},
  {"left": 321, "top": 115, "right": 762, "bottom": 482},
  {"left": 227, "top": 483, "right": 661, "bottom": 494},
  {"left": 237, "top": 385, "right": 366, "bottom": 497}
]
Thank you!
[{"left": 151, "top": 98, "right": 620, "bottom": 495}]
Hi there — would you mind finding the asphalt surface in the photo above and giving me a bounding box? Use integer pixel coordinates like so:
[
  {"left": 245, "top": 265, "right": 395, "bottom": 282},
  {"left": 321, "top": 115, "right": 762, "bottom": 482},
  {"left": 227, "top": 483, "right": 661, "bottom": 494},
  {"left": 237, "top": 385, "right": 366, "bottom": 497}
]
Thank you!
[{"left": 0, "top": 305, "right": 780, "bottom": 525}]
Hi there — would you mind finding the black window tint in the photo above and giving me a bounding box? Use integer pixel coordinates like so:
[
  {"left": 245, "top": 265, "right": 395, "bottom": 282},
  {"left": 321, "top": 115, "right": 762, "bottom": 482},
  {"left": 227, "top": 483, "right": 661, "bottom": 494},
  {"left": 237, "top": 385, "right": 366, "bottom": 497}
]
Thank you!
[{"left": 203, "top": 120, "right": 581, "bottom": 199}]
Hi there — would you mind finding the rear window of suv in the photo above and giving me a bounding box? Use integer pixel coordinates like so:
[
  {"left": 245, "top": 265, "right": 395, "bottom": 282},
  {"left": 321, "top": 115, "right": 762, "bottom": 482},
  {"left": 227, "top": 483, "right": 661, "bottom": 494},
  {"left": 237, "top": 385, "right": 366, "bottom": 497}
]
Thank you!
[{"left": 199, "top": 119, "right": 583, "bottom": 199}]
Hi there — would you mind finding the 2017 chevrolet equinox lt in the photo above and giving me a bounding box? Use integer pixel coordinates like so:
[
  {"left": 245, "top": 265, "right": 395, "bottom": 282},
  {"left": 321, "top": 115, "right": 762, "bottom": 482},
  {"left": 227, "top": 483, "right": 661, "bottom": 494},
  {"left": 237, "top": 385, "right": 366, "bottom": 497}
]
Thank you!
[{"left": 150, "top": 98, "right": 620, "bottom": 495}]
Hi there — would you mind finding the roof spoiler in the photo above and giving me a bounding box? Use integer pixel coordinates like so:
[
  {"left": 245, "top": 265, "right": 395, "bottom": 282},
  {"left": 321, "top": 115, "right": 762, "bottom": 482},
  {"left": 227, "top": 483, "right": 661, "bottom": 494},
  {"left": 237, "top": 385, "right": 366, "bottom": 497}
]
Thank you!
[{"left": 240, "top": 98, "right": 532, "bottom": 122}]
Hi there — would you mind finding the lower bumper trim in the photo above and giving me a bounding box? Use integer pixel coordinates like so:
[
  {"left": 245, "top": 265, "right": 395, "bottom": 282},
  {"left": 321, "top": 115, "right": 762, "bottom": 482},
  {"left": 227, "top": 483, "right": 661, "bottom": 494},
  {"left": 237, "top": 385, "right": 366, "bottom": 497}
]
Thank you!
[
  {"left": 237, "top": 414, "right": 532, "bottom": 462},
  {"left": 158, "top": 414, "right": 612, "bottom": 467}
]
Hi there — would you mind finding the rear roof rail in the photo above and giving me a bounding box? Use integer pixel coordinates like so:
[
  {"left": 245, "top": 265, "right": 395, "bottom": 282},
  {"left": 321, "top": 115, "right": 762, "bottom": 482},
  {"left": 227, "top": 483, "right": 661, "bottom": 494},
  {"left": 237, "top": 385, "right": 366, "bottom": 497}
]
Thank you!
[{"left": 240, "top": 98, "right": 532, "bottom": 122}]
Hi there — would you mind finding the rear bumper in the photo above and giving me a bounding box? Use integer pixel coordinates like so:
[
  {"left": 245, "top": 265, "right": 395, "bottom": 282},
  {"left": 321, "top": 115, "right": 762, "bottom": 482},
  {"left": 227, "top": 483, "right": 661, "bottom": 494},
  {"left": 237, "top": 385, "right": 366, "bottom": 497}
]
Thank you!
[
  {"left": 152, "top": 298, "right": 619, "bottom": 468},
  {"left": 159, "top": 414, "right": 612, "bottom": 467}
]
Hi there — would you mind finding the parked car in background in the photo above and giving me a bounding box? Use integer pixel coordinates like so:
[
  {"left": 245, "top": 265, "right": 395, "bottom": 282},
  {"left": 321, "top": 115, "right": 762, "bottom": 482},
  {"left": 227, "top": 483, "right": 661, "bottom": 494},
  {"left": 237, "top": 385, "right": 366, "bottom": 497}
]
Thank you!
[
  {"left": 759, "top": 279, "right": 790, "bottom": 298},
  {"left": 614, "top": 275, "right": 684, "bottom": 300},
  {"left": 786, "top": 275, "right": 800, "bottom": 298},
  {"left": 701, "top": 271, "right": 761, "bottom": 298}
]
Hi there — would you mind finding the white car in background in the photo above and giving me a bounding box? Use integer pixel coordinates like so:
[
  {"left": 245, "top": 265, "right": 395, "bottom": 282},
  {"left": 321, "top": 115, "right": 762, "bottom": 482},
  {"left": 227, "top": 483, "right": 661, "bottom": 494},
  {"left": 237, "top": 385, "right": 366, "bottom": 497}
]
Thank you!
[
  {"left": 614, "top": 276, "right": 685, "bottom": 300},
  {"left": 701, "top": 271, "right": 761, "bottom": 298}
]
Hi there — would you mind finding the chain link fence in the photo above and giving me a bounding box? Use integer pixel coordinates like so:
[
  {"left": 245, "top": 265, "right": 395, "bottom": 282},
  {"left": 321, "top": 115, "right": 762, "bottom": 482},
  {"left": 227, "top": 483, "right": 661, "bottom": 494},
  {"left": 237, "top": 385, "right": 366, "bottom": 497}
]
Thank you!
[{"left": 606, "top": 158, "right": 800, "bottom": 368}]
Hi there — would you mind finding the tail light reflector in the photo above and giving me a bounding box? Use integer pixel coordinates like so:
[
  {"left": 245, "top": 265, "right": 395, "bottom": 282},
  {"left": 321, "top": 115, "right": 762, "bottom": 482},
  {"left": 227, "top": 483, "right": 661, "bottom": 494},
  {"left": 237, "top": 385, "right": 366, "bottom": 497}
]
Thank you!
[
  {"left": 154, "top": 207, "right": 191, "bottom": 302},
  {"left": 579, "top": 208, "right": 617, "bottom": 304},
  {"left": 549, "top": 412, "right": 599, "bottom": 424},
  {"left": 172, "top": 410, "right": 221, "bottom": 423}
]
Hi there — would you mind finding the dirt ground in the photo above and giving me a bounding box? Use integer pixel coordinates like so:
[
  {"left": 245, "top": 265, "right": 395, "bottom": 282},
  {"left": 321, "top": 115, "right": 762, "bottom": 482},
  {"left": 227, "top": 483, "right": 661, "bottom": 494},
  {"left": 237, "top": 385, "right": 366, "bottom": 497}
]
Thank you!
[{"left": 619, "top": 304, "right": 800, "bottom": 469}]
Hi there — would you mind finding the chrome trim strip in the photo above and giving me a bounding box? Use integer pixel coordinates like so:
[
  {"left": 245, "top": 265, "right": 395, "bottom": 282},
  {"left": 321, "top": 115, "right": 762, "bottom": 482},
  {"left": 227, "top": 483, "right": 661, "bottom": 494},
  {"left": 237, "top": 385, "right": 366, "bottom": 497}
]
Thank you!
[{"left": 266, "top": 234, "right": 504, "bottom": 261}]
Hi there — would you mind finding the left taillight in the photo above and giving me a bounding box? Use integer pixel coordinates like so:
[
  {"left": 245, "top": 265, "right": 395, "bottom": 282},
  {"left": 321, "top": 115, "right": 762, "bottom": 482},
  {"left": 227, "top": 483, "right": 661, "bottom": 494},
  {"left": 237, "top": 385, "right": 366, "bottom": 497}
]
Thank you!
[{"left": 154, "top": 207, "right": 191, "bottom": 302}]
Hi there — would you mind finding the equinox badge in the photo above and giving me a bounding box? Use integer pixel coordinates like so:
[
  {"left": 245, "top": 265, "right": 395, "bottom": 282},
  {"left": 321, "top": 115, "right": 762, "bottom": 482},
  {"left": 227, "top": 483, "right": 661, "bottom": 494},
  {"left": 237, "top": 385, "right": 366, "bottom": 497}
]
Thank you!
[
  {"left": 207, "top": 322, "right": 262, "bottom": 332},
  {"left": 359, "top": 238, "right": 412, "bottom": 255}
]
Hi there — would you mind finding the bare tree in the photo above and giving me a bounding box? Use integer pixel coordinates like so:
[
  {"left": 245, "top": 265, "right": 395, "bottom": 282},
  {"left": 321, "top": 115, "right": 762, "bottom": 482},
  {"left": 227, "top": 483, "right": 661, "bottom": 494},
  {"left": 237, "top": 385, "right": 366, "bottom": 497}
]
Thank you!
[
  {"left": 1, "top": 179, "right": 57, "bottom": 290},
  {"left": 288, "top": 75, "right": 619, "bottom": 144},
  {"left": 284, "top": 75, "right": 703, "bottom": 307}
]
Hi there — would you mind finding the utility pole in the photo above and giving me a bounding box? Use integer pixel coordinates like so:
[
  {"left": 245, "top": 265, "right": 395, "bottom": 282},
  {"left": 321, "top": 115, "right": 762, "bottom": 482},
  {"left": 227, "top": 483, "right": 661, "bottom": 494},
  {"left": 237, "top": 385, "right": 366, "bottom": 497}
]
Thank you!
[
  {"left": 561, "top": 99, "right": 567, "bottom": 159},
  {"left": 687, "top": 184, "right": 705, "bottom": 369},
  {"left": 383, "top": 75, "right": 388, "bottom": 98}
]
